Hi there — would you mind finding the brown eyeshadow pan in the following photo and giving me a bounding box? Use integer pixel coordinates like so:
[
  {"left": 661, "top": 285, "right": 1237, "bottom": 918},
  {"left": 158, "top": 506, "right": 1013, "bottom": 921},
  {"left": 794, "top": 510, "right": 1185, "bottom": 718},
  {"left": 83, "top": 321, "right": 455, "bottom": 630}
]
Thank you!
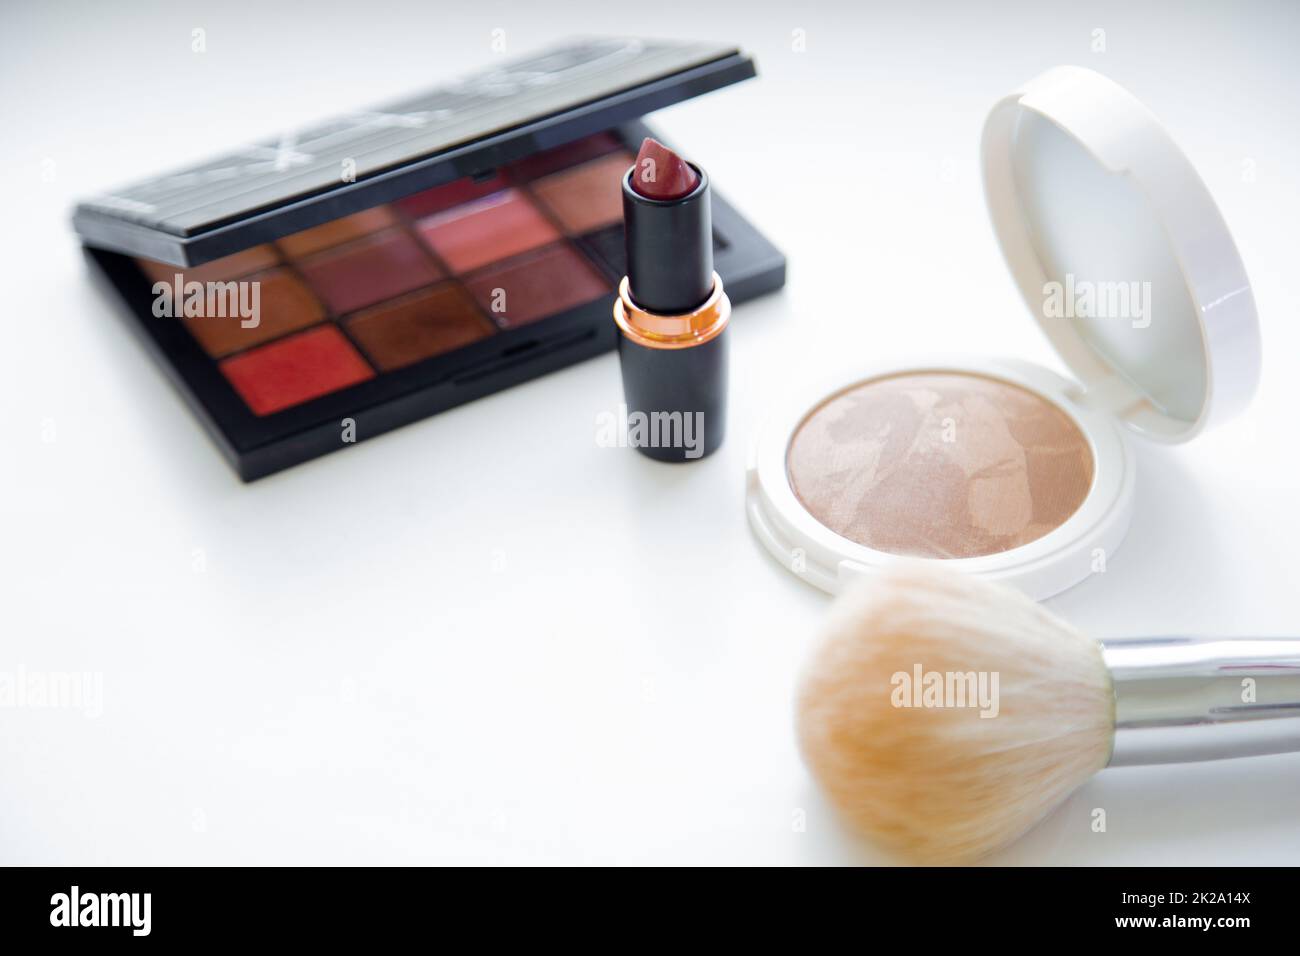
[
  {"left": 181, "top": 267, "right": 325, "bottom": 358},
  {"left": 462, "top": 242, "right": 611, "bottom": 328},
  {"left": 529, "top": 152, "right": 634, "bottom": 234},
  {"left": 786, "top": 372, "right": 1095, "bottom": 560},
  {"left": 344, "top": 283, "right": 495, "bottom": 371}
]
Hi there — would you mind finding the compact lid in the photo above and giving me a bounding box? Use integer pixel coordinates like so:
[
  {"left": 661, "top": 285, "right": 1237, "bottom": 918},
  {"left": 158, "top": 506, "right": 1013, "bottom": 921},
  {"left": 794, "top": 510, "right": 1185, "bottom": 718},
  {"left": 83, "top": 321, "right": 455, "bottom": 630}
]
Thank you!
[
  {"left": 982, "top": 66, "right": 1261, "bottom": 443},
  {"left": 73, "top": 37, "right": 754, "bottom": 266}
]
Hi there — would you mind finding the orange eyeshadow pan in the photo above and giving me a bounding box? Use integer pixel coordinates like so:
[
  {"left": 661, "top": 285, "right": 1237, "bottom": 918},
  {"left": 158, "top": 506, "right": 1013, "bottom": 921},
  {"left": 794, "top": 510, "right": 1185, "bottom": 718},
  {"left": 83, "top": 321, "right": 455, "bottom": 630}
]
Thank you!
[
  {"left": 180, "top": 268, "right": 325, "bottom": 358},
  {"left": 529, "top": 152, "right": 634, "bottom": 234},
  {"left": 276, "top": 207, "right": 398, "bottom": 258}
]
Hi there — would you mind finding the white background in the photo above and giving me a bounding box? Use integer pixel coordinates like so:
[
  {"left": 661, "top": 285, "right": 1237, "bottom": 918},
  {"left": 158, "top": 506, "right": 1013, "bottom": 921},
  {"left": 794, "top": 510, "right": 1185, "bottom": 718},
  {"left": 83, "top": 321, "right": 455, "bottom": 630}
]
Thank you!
[{"left": 3, "top": 0, "right": 1297, "bottom": 865}]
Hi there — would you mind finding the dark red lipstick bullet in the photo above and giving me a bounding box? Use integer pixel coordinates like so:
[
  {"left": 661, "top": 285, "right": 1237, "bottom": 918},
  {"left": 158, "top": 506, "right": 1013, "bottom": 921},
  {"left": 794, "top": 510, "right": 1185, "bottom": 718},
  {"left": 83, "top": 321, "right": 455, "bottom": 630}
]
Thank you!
[
  {"left": 629, "top": 137, "right": 701, "bottom": 201},
  {"left": 613, "top": 138, "right": 731, "bottom": 462}
]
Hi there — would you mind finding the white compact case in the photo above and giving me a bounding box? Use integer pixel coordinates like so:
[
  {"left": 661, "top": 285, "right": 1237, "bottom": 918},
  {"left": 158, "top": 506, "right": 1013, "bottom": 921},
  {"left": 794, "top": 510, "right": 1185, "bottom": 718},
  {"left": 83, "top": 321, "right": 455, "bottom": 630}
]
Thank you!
[{"left": 746, "top": 66, "right": 1261, "bottom": 600}]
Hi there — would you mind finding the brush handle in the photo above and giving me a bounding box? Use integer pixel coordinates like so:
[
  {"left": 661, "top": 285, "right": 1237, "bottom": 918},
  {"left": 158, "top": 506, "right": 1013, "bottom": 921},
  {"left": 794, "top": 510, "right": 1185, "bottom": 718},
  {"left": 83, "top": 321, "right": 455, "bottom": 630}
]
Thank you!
[{"left": 1101, "top": 637, "right": 1300, "bottom": 766}]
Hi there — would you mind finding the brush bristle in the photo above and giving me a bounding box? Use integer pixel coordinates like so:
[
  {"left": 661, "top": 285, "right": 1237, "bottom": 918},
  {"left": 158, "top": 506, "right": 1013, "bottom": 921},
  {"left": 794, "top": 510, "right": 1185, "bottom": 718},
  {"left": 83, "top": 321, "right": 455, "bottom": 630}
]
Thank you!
[{"left": 797, "top": 564, "right": 1114, "bottom": 863}]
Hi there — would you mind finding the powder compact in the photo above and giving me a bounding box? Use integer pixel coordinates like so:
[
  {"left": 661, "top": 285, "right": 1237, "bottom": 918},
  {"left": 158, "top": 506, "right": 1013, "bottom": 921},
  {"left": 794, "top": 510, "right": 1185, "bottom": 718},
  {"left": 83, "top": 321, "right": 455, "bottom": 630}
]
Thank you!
[
  {"left": 747, "top": 66, "right": 1261, "bottom": 600},
  {"left": 74, "top": 38, "right": 785, "bottom": 480}
]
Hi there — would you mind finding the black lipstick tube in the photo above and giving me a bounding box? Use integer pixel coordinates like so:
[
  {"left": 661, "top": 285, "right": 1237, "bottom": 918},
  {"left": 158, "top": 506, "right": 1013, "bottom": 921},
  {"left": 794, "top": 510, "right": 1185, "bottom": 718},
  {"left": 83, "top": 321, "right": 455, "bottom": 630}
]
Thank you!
[{"left": 614, "top": 165, "right": 730, "bottom": 462}]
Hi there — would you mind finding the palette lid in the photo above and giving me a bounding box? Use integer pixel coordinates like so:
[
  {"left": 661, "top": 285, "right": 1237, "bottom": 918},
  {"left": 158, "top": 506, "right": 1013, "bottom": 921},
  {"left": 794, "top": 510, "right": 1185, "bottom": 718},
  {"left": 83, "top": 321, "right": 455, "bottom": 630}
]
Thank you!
[
  {"left": 982, "top": 66, "right": 1261, "bottom": 443},
  {"left": 72, "top": 37, "right": 754, "bottom": 266}
]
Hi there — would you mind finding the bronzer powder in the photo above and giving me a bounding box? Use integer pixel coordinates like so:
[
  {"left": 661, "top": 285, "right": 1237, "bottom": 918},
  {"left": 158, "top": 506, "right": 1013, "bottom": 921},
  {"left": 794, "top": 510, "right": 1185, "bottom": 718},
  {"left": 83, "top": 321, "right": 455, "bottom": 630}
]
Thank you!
[{"left": 786, "top": 372, "right": 1095, "bottom": 559}]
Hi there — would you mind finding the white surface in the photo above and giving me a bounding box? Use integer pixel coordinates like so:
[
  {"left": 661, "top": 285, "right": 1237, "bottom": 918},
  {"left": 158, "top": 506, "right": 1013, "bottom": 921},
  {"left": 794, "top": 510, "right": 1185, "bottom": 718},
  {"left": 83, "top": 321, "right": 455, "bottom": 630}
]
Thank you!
[{"left": 3, "top": 0, "right": 1298, "bottom": 865}]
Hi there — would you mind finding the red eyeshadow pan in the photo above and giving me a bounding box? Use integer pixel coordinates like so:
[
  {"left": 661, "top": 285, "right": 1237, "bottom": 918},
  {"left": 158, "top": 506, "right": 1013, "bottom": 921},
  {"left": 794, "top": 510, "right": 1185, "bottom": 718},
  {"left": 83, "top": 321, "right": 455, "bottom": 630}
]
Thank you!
[
  {"left": 396, "top": 173, "right": 509, "bottom": 219},
  {"left": 297, "top": 229, "right": 443, "bottom": 315},
  {"left": 415, "top": 189, "right": 559, "bottom": 274},
  {"left": 220, "top": 325, "right": 375, "bottom": 416},
  {"left": 463, "top": 243, "right": 611, "bottom": 328},
  {"left": 507, "top": 132, "right": 624, "bottom": 182}
]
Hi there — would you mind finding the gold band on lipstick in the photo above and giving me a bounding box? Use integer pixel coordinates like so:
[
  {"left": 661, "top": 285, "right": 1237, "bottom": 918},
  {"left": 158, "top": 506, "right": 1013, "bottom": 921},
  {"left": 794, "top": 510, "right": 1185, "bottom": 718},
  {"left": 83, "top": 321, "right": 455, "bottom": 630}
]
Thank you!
[{"left": 613, "top": 272, "right": 730, "bottom": 350}]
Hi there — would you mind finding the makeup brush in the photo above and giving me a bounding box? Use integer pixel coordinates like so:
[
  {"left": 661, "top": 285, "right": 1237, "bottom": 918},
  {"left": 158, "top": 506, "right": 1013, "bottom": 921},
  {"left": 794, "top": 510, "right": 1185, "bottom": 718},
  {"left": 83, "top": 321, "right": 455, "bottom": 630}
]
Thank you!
[{"left": 796, "top": 563, "right": 1300, "bottom": 864}]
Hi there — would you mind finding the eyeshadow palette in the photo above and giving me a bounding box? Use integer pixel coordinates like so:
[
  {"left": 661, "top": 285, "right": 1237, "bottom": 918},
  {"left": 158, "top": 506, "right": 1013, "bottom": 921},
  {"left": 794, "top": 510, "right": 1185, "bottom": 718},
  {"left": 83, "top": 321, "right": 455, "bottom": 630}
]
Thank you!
[
  {"left": 133, "top": 136, "right": 726, "bottom": 413},
  {"left": 75, "top": 39, "right": 784, "bottom": 480}
]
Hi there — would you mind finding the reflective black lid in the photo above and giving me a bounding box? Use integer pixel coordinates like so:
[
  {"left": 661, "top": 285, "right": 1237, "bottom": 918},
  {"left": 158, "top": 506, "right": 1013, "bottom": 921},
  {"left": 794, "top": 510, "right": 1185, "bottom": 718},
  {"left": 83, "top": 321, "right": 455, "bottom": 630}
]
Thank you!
[{"left": 72, "top": 37, "right": 754, "bottom": 265}]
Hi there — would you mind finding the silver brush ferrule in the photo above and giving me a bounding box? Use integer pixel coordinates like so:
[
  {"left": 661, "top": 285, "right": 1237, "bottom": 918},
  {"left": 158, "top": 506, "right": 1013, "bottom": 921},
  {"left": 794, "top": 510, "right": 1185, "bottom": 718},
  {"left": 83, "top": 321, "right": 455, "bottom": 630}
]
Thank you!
[{"left": 1101, "top": 637, "right": 1300, "bottom": 766}]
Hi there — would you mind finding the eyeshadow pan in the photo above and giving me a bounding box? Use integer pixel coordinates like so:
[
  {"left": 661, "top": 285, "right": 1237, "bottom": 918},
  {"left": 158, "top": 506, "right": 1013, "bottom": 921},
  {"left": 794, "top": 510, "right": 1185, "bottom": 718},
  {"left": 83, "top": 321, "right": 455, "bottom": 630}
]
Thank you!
[
  {"left": 180, "top": 267, "right": 325, "bottom": 358},
  {"left": 344, "top": 283, "right": 495, "bottom": 371},
  {"left": 276, "top": 207, "right": 398, "bottom": 258},
  {"left": 138, "top": 245, "right": 279, "bottom": 285},
  {"left": 415, "top": 189, "right": 560, "bottom": 274},
  {"left": 507, "top": 132, "right": 624, "bottom": 182},
  {"left": 529, "top": 152, "right": 634, "bottom": 234},
  {"left": 297, "top": 229, "right": 443, "bottom": 315},
  {"left": 396, "top": 173, "right": 509, "bottom": 220},
  {"left": 463, "top": 242, "right": 610, "bottom": 329},
  {"left": 786, "top": 372, "right": 1094, "bottom": 560},
  {"left": 220, "top": 324, "right": 375, "bottom": 416}
]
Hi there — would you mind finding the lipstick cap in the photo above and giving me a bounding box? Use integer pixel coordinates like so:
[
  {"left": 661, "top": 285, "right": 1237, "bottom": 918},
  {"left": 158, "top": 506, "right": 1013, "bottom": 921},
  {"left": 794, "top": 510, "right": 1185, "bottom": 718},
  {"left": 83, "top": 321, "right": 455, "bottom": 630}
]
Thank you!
[{"left": 621, "top": 167, "right": 714, "bottom": 315}]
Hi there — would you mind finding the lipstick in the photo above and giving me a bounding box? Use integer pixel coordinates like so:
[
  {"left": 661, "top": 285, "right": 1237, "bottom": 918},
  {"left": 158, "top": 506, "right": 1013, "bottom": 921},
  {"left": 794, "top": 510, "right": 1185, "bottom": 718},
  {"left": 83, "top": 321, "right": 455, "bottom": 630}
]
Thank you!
[{"left": 613, "top": 138, "right": 731, "bottom": 462}]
